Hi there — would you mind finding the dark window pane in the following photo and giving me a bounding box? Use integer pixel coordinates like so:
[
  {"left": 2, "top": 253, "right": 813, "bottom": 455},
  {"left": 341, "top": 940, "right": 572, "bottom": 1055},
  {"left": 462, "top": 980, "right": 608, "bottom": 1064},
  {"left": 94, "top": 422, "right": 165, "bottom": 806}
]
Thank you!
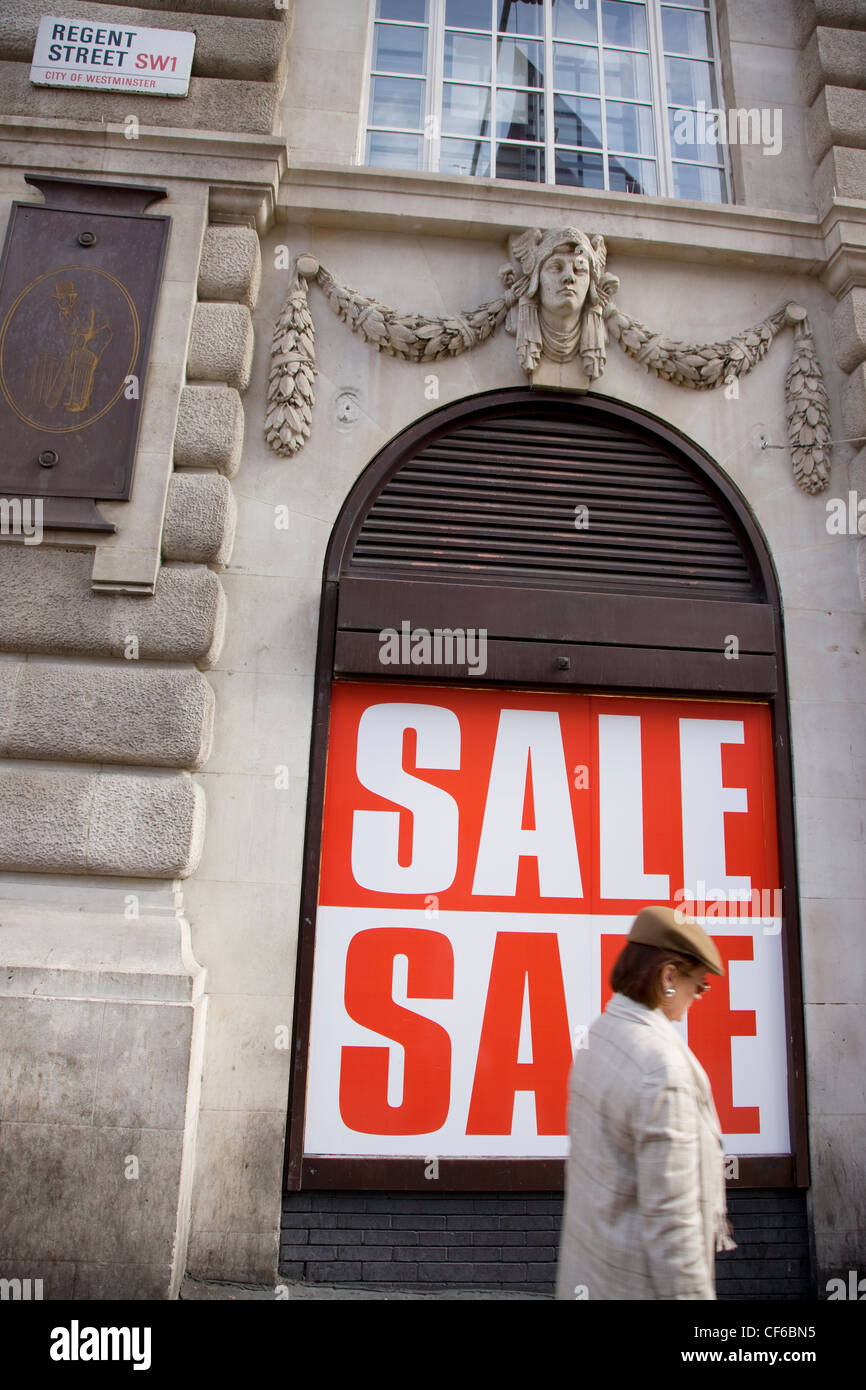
[
  {"left": 496, "top": 88, "right": 544, "bottom": 140},
  {"left": 605, "top": 99, "right": 655, "bottom": 154},
  {"left": 668, "top": 105, "right": 725, "bottom": 163},
  {"left": 373, "top": 23, "right": 427, "bottom": 75},
  {"left": 601, "top": 0, "right": 647, "bottom": 50},
  {"left": 440, "top": 136, "right": 492, "bottom": 175},
  {"left": 497, "top": 1, "right": 543, "bottom": 37},
  {"left": 663, "top": 0, "right": 708, "bottom": 7},
  {"left": 673, "top": 161, "right": 726, "bottom": 202},
  {"left": 662, "top": 6, "right": 712, "bottom": 58},
  {"left": 604, "top": 48, "right": 651, "bottom": 100},
  {"left": 443, "top": 82, "right": 493, "bottom": 136},
  {"left": 445, "top": 31, "right": 492, "bottom": 82},
  {"left": 495, "top": 142, "right": 545, "bottom": 180},
  {"left": 553, "top": 94, "right": 603, "bottom": 147},
  {"left": 665, "top": 55, "right": 717, "bottom": 106},
  {"left": 552, "top": 0, "right": 599, "bottom": 43},
  {"left": 497, "top": 37, "right": 544, "bottom": 87},
  {"left": 446, "top": 0, "right": 492, "bottom": 27},
  {"left": 377, "top": 0, "right": 428, "bottom": 21},
  {"left": 370, "top": 75, "right": 425, "bottom": 128},
  {"left": 553, "top": 43, "right": 600, "bottom": 94},
  {"left": 556, "top": 148, "right": 605, "bottom": 187},
  {"left": 366, "top": 130, "right": 424, "bottom": 169},
  {"left": 608, "top": 154, "right": 657, "bottom": 194}
]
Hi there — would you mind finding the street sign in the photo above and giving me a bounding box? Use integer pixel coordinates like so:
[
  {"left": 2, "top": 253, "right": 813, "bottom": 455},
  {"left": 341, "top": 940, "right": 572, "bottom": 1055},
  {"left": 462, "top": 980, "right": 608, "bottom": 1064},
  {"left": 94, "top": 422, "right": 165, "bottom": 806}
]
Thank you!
[{"left": 30, "top": 16, "right": 196, "bottom": 97}]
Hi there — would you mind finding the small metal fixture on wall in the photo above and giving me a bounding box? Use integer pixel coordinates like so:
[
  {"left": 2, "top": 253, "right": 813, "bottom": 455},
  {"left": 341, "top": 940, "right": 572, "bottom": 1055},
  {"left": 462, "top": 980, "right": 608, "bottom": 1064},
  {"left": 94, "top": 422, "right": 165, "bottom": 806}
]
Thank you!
[{"left": 0, "top": 175, "right": 169, "bottom": 531}]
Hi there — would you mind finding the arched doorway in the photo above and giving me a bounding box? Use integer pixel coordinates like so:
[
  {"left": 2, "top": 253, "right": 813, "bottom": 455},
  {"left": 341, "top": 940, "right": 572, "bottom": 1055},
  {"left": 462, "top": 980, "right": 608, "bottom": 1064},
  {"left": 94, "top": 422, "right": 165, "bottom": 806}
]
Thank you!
[{"left": 284, "top": 389, "right": 807, "bottom": 1254}]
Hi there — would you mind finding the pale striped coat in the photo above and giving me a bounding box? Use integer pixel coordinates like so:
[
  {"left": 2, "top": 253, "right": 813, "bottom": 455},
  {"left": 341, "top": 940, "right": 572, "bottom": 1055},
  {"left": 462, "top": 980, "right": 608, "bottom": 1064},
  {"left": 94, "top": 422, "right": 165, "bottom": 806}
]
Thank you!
[{"left": 556, "top": 992, "right": 735, "bottom": 1301}]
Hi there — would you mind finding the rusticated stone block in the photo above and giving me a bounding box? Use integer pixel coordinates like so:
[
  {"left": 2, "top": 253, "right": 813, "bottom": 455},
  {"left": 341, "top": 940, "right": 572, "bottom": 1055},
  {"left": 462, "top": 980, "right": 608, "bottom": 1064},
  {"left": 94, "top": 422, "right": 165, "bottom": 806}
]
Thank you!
[
  {"left": 0, "top": 664, "right": 214, "bottom": 769},
  {"left": 188, "top": 303, "right": 254, "bottom": 392},
  {"left": 103, "top": 0, "right": 291, "bottom": 18},
  {"left": 794, "top": 0, "right": 866, "bottom": 49},
  {"left": 0, "top": 767, "right": 205, "bottom": 877},
  {"left": 807, "top": 86, "right": 866, "bottom": 164},
  {"left": 0, "top": 550, "right": 225, "bottom": 669},
  {"left": 799, "top": 27, "right": 866, "bottom": 105},
  {"left": 0, "top": 2, "right": 286, "bottom": 82},
  {"left": 198, "top": 226, "right": 262, "bottom": 309},
  {"left": 831, "top": 289, "right": 866, "bottom": 374},
  {"left": 163, "top": 474, "right": 237, "bottom": 567},
  {"left": 174, "top": 385, "right": 244, "bottom": 476},
  {"left": 813, "top": 145, "right": 866, "bottom": 209},
  {"left": 0, "top": 62, "right": 279, "bottom": 135}
]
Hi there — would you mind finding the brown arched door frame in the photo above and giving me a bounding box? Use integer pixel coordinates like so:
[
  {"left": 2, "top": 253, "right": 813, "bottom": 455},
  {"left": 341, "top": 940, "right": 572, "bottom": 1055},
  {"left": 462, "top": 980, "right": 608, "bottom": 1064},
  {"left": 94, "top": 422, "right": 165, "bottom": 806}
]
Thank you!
[{"left": 285, "top": 388, "right": 808, "bottom": 1193}]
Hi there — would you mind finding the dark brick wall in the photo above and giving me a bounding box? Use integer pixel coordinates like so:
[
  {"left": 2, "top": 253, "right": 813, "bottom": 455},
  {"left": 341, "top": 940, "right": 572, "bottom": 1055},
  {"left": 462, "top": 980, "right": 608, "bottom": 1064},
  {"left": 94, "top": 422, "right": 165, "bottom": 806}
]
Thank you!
[
  {"left": 716, "top": 1192, "right": 813, "bottom": 1300},
  {"left": 280, "top": 1189, "right": 812, "bottom": 1297}
]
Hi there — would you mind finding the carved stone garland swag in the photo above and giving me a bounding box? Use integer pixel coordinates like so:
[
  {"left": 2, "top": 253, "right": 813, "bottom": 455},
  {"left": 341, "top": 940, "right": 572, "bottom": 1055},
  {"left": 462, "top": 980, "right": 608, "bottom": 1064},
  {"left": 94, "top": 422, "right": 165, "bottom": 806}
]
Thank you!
[{"left": 265, "top": 231, "right": 831, "bottom": 494}]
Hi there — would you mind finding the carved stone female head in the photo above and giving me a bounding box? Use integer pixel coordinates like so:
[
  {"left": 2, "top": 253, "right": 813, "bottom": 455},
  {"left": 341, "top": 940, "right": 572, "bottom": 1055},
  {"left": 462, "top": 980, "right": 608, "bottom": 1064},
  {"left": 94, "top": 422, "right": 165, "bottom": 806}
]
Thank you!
[{"left": 501, "top": 226, "right": 618, "bottom": 378}]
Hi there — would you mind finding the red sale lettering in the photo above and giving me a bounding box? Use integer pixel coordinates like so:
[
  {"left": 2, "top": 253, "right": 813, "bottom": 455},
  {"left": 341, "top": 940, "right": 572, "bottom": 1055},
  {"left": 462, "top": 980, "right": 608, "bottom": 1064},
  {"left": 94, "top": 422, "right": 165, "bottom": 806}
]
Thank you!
[
  {"left": 339, "top": 927, "right": 453, "bottom": 1135},
  {"left": 467, "top": 933, "right": 572, "bottom": 1136}
]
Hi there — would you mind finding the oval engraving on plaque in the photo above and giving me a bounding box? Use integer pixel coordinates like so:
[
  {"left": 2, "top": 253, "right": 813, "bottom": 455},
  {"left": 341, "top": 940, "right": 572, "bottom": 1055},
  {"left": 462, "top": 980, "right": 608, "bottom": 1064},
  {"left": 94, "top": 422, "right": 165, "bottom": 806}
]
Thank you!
[{"left": 0, "top": 263, "right": 140, "bottom": 433}]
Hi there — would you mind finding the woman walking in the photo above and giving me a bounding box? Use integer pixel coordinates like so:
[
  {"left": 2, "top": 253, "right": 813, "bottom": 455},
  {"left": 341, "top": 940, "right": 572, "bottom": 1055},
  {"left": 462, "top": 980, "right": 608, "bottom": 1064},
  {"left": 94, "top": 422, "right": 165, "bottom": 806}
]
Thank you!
[{"left": 556, "top": 905, "right": 736, "bottom": 1300}]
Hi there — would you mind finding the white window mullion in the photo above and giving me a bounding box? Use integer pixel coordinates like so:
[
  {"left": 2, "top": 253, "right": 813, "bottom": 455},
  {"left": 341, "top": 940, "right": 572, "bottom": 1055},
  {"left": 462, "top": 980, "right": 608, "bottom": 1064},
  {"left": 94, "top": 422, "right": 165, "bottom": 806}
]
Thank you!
[
  {"left": 647, "top": 0, "right": 674, "bottom": 197},
  {"left": 490, "top": 2, "right": 497, "bottom": 179},
  {"left": 543, "top": 0, "right": 555, "bottom": 185},
  {"left": 427, "top": 0, "right": 446, "bottom": 171},
  {"left": 596, "top": 0, "right": 610, "bottom": 190},
  {"left": 357, "top": 0, "right": 378, "bottom": 165},
  {"left": 707, "top": 0, "right": 733, "bottom": 201}
]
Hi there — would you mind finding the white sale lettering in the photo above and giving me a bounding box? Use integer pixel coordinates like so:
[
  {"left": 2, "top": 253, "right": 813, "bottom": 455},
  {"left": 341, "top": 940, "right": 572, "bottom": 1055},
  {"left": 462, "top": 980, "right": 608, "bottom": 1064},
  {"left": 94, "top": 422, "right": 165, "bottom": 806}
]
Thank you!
[
  {"left": 351, "top": 702, "right": 460, "bottom": 893},
  {"left": 472, "top": 709, "right": 583, "bottom": 897}
]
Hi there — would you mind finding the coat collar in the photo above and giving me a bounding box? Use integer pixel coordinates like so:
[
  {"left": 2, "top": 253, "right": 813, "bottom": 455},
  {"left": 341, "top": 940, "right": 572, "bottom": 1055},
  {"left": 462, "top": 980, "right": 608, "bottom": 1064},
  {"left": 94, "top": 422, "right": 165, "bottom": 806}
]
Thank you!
[
  {"left": 605, "top": 993, "right": 721, "bottom": 1129},
  {"left": 606, "top": 991, "right": 676, "bottom": 1041}
]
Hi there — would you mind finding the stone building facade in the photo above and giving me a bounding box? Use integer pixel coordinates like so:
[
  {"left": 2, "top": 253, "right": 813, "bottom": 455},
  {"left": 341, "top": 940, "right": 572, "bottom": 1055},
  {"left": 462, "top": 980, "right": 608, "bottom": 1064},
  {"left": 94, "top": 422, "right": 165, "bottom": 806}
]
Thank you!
[{"left": 0, "top": 0, "right": 863, "bottom": 1300}]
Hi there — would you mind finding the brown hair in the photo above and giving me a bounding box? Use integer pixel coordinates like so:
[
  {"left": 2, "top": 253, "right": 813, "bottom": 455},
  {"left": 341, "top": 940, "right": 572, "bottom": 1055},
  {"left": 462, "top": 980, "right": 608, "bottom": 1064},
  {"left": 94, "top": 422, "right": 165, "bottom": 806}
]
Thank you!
[{"left": 610, "top": 941, "right": 702, "bottom": 1008}]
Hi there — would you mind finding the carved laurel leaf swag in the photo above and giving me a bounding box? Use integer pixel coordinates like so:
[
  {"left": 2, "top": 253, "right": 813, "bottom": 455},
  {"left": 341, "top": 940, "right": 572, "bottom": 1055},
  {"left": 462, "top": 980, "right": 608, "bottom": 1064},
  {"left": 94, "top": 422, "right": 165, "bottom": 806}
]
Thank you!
[{"left": 265, "top": 232, "right": 831, "bottom": 493}]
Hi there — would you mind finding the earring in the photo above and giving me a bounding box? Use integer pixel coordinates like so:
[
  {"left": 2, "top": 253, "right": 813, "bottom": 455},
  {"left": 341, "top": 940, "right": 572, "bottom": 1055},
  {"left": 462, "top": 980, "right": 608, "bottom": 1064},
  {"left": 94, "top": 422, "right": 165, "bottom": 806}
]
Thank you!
[{"left": 664, "top": 987, "right": 675, "bottom": 997}]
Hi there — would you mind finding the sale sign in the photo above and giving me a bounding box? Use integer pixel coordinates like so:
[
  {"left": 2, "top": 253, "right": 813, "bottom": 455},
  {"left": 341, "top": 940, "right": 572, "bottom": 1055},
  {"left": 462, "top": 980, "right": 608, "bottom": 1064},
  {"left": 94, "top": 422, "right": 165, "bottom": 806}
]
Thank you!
[{"left": 303, "top": 682, "right": 789, "bottom": 1160}]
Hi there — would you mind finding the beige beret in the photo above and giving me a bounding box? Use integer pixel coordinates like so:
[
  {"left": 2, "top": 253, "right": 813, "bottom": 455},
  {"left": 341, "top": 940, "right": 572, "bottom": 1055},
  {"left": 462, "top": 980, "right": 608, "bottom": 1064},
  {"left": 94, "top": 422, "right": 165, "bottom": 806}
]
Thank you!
[{"left": 628, "top": 905, "right": 724, "bottom": 976}]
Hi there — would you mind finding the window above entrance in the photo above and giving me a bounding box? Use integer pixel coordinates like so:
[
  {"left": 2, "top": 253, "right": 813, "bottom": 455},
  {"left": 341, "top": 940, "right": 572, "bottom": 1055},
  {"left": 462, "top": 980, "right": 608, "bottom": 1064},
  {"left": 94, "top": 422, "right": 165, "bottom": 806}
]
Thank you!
[{"left": 362, "top": 0, "right": 729, "bottom": 202}]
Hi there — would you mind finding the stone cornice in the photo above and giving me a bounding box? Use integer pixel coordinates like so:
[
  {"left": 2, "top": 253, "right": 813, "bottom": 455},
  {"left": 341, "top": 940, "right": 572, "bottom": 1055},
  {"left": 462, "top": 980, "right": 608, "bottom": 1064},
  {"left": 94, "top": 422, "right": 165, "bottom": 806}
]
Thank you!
[
  {"left": 0, "top": 117, "right": 287, "bottom": 229},
  {"left": 279, "top": 163, "right": 853, "bottom": 275}
]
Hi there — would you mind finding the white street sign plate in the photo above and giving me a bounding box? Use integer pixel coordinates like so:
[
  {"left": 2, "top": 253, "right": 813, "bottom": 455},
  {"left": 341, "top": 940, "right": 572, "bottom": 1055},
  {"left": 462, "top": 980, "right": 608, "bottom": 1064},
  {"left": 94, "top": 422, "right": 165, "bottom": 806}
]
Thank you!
[{"left": 30, "top": 16, "right": 196, "bottom": 97}]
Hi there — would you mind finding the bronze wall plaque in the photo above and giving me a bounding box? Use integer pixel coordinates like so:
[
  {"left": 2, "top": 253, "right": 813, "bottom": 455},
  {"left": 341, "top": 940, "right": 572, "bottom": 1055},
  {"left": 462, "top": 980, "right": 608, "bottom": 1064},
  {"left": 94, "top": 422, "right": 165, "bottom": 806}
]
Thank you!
[{"left": 0, "top": 176, "right": 169, "bottom": 531}]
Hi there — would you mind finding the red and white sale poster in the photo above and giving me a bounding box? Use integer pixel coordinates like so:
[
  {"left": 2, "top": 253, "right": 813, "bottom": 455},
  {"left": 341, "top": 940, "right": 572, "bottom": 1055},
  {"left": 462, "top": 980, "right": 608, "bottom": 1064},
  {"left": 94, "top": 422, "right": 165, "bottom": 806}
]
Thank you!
[{"left": 303, "top": 682, "right": 789, "bottom": 1159}]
